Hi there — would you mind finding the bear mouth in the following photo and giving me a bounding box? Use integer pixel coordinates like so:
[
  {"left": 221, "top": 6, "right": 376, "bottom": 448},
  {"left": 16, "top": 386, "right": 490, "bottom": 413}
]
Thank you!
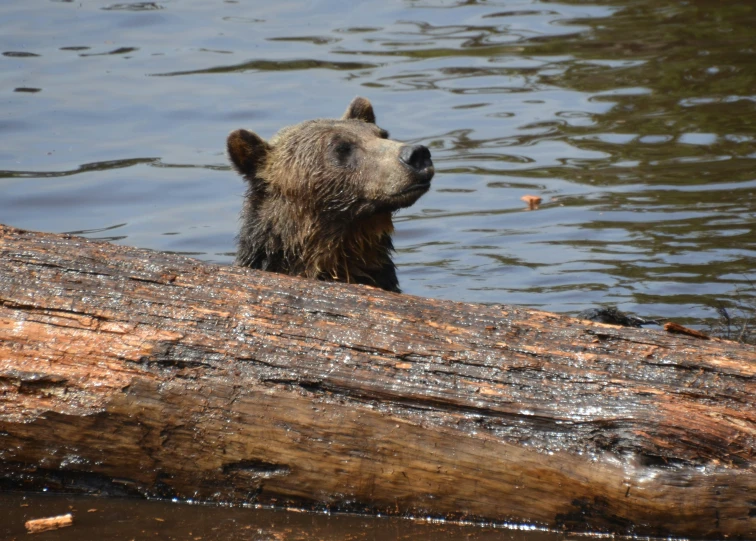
[
  {"left": 394, "top": 180, "right": 431, "bottom": 197},
  {"left": 383, "top": 178, "right": 432, "bottom": 211},
  {"left": 394, "top": 166, "right": 434, "bottom": 197}
]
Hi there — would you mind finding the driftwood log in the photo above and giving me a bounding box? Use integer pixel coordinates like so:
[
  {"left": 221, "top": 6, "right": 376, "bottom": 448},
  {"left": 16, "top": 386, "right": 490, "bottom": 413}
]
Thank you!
[{"left": 0, "top": 223, "right": 754, "bottom": 539}]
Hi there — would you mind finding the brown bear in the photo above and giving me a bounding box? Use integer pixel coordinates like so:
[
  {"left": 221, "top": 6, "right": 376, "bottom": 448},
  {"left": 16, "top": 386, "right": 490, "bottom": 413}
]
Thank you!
[{"left": 227, "top": 97, "right": 434, "bottom": 292}]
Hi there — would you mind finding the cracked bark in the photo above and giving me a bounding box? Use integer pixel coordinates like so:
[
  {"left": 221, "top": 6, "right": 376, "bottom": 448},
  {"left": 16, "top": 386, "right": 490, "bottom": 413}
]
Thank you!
[{"left": 0, "top": 224, "right": 755, "bottom": 539}]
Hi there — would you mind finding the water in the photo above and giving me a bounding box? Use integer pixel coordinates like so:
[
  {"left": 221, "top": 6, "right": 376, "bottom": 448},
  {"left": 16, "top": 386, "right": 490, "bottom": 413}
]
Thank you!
[
  {"left": 2, "top": 0, "right": 754, "bottom": 324},
  {"left": 0, "top": 493, "right": 563, "bottom": 541},
  {"left": 1, "top": 0, "right": 754, "bottom": 535}
]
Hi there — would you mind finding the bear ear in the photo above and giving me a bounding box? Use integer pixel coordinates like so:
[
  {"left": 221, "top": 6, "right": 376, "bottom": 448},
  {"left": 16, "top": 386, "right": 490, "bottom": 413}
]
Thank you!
[
  {"left": 227, "top": 129, "right": 271, "bottom": 178},
  {"left": 342, "top": 96, "right": 376, "bottom": 124}
]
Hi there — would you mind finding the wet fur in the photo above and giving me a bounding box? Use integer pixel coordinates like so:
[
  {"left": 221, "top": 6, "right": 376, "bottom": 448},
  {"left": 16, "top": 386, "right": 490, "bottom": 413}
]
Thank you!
[{"left": 228, "top": 97, "right": 431, "bottom": 293}]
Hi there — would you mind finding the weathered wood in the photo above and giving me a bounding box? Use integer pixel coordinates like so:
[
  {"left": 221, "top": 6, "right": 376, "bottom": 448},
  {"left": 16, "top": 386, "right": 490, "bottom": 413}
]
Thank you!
[
  {"left": 0, "top": 223, "right": 754, "bottom": 539},
  {"left": 25, "top": 513, "right": 74, "bottom": 534}
]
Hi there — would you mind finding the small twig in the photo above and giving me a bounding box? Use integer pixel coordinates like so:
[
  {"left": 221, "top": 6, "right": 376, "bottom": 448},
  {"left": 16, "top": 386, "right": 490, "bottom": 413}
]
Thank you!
[
  {"left": 664, "top": 322, "right": 710, "bottom": 340},
  {"left": 25, "top": 513, "right": 74, "bottom": 534}
]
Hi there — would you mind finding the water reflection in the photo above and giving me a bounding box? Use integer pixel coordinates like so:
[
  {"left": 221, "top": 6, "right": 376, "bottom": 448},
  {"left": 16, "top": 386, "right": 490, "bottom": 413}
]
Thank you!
[
  {"left": 155, "top": 58, "right": 379, "bottom": 77},
  {"left": 0, "top": 493, "right": 564, "bottom": 541},
  {"left": 0, "top": 0, "right": 753, "bottom": 326}
]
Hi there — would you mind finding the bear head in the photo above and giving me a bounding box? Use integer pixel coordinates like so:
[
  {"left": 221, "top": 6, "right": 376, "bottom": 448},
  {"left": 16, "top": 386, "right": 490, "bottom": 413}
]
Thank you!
[{"left": 227, "top": 96, "right": 434, "bottom": 292}]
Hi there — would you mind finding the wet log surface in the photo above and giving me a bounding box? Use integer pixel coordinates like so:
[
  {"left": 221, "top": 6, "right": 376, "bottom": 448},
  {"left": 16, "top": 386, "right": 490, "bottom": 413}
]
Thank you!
[{"left": 0, "top": 223, "right": 755, "bottom": 539}]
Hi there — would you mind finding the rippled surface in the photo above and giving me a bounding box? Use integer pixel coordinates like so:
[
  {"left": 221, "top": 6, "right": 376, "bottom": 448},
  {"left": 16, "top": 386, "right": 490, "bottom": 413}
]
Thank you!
[{"left": 2, "top": 0, "right": 755, "bottom": 325}]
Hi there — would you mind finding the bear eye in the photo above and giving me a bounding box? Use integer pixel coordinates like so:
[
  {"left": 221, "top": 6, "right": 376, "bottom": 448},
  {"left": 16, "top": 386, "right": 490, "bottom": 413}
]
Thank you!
[{"left": 333, "top": 139, "right": 355, "bottom": 166}]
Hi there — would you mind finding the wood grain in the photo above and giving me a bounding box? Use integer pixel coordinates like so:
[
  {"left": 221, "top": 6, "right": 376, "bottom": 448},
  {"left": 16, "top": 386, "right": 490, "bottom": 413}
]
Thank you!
[{"left": 1, "top": 224, "right": 754, "bottom": 538}]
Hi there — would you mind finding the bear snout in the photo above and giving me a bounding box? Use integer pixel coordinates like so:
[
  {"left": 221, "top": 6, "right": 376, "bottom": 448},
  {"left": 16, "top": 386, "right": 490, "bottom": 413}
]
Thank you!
[{"left": 399, "top": 144, "right": 434, "bottom": 181}]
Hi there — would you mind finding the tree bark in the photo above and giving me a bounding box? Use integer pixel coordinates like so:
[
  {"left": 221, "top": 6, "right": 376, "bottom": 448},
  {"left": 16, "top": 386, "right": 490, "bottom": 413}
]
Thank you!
[{"left": 0, "top": 223, "right": 754, "bottom": 539}]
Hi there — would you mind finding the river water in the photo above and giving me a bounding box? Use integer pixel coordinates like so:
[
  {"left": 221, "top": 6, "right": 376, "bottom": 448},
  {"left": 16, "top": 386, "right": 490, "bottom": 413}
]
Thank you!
[{"left": 1, "top": 0, "right": 754, "bottom": 538}]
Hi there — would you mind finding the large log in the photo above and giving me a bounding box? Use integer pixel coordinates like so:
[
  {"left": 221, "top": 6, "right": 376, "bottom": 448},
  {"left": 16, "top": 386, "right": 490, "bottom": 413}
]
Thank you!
[{"left": 0, "top": 223, "right": 754, "bottom": 539}]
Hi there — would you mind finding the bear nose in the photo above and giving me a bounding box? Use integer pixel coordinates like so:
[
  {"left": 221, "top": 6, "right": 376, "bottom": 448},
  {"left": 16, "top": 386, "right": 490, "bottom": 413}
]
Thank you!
[{"left": 399, "top": 144, "right": 432, "bottom": 172}]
